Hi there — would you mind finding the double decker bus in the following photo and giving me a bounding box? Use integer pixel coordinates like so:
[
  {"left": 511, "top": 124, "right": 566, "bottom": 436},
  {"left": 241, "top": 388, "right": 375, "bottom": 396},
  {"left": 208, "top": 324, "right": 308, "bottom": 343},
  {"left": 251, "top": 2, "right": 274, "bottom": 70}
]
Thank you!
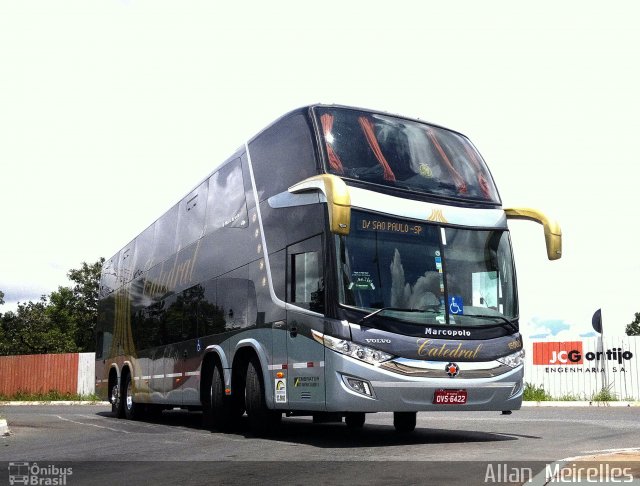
[{"left": 96, "top": 105, "right": 561, "bottom": 433}]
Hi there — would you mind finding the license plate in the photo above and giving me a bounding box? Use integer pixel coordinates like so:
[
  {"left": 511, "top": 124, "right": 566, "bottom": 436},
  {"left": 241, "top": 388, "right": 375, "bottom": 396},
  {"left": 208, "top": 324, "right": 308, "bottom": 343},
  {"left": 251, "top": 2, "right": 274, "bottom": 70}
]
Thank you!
[{"left": 433, "top": 389, "right": 467, "bottom": 405}]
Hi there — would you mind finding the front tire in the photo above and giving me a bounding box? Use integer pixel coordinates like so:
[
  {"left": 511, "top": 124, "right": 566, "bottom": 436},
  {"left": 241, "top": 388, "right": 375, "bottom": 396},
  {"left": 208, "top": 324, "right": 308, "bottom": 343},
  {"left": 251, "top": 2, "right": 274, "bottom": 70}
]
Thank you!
[
  {"left": 393, "top": 412, "right": 416, "bottom": 433},
  {"left": 345, "top": 412, "right": 366, "bottom": 429},
  {"left": 245, "top": 358, "right": 281, "bottom": 434}
]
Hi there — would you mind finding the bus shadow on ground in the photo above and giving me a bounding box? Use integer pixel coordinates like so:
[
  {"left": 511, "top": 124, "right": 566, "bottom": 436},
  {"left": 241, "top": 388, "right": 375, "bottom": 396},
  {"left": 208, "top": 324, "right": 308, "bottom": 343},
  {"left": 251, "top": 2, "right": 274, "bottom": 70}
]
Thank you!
[{"left": 97, "top": 409, "right": 538, "bottom": 448}]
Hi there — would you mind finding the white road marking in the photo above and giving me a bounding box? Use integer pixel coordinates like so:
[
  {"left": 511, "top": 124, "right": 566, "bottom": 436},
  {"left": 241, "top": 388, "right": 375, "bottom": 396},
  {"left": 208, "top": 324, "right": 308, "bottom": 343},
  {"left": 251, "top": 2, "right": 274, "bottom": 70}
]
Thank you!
[{"left": 53, "top": 415, "right": 132, "bottom": 434}]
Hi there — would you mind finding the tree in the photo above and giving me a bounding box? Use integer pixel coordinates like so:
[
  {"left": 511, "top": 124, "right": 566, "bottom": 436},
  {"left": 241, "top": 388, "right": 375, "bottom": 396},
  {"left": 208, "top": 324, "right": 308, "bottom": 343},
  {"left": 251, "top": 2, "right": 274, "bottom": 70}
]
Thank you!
[
  {"left": 0, "top": 258, "right": 104, "bottom": 355},
  {"left": 67, "top": 258, "right": 104, "bottom": 351},
  {"left": 0, "top": 296, "right": 78, "bottom": 355},
  {"left": 626, "top": 312, "right": 640, "bottom": 336},
  {"left": 0, "top": 289, "right": 4, "bottom": 306}
]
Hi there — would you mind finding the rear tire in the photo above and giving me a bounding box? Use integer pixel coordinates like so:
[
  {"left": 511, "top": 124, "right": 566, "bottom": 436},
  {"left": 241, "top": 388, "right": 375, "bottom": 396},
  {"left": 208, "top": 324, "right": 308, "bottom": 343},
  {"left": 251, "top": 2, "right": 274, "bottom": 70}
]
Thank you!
[
  {"left": 204, "top": 363, "right": 236, "bottom": 431},
  {"left": 345, "top": 412, "right": 366, "bottom": 429},
  {"left": 393, "top": 412, "right": 416, "bottom": 433},
  {"left": 123, "top": 373, "right": 140, "bottom": 420},
  {"left": 111, "top": 379, "right": 124, "bottom": 418},
  {"left": 245, "top": 358, "right": 281, "bottom": 434}
]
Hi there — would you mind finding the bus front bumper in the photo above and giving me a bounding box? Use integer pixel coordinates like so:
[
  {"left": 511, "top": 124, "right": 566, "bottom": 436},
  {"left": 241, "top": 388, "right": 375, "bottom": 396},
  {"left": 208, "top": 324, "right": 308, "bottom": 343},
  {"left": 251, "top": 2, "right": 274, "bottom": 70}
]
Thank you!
[{"left": 324, "top": 351, "right": 524, "bottom": 413}]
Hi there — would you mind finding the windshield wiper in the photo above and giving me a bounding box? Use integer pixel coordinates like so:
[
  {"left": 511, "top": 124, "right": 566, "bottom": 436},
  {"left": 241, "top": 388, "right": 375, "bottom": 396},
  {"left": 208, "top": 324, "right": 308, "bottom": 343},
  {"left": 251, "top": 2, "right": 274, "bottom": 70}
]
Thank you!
[
  {"left": 358, "top": 307, "right": 427, "bottom": 325},
  {"left": 461, "top": 314, "right": 518, "bottom": 333}
]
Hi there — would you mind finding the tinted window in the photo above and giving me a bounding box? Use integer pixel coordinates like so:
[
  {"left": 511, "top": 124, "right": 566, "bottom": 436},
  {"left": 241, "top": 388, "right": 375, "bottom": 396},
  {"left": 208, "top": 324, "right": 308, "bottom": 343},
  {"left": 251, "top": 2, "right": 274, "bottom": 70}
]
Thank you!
[
  {"left": 137, "top": 299, "right": 164, "bottom": 349},
  {"left": 152, "top": 204, "right": 178, "bottom": 265},
  {"left": 119, "top": 243, "right": 135, "bottom": 285},
  {"left": 133, "top": 224, "right": 155, "bottom": 279},
  {"left": 176, "top": 181, "right": 207, "bottom": 251},
  {"left": 217, "top": 277, "right": 249, "bottom": 330},
  {"left": 101, "top": 254, "right": 119, "bottom": 296},
  {"left": 248, "top": 112, "right": 317, "bottom": 202},
  {"left": 198, "top": 279, "right": 226, "bottom": 336},
  {"left": 287, "top": 235, "right": 324, "bottom": 313},
  {"left": 160, "top": 294, "right": 182, "bottom": 345},
  {"left": 206, "top": 158, "right": 248, "bottom": 232},
  {"left": 180, "top": 285, "right": 202, "bottom": 340},
  {"left": 317, "top": 107, "right": 500, "bottom": 204}
]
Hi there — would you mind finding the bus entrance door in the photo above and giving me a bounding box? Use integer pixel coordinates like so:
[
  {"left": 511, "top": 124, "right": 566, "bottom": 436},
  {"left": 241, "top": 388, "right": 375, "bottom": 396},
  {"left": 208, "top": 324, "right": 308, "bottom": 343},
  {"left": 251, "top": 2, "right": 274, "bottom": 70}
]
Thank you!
[{"left": 286, "top": 311, "right": 326, "bottom": 410}]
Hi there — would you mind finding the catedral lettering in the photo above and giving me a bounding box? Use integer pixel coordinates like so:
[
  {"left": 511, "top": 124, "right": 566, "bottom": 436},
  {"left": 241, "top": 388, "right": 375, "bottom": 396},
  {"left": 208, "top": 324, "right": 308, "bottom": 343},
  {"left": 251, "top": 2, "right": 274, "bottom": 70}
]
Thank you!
[
  {"left": 417, "top": 339, "right": 483, "bottom": 360},
  {"left": 96, "top": 104, "right": 561, "bottom": 435}
]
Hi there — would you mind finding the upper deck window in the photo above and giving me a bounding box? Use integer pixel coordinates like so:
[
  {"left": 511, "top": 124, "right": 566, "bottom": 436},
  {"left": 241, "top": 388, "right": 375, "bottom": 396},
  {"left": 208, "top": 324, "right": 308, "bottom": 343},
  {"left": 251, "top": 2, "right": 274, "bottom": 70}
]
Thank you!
[{"left": 316, "top": 107, "right": 500, "bottom": 204}]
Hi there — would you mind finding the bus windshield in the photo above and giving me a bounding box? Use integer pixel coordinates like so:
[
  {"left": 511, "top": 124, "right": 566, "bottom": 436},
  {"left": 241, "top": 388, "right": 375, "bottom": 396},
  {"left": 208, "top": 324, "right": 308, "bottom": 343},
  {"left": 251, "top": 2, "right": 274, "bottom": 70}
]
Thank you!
[
  {"left": 316, "top": 106, "right": 500, "bottom": 204},
  {"left": 337, "top": 211, "right": 517, "bottom": 327}
]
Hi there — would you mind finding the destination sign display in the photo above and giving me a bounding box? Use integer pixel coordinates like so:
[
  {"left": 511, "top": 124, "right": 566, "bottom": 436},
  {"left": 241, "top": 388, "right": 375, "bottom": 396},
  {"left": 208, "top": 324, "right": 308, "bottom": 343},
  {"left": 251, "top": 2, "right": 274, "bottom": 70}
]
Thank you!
[{"left": 359, "top": 217, "right": 425, "bottom": 236}]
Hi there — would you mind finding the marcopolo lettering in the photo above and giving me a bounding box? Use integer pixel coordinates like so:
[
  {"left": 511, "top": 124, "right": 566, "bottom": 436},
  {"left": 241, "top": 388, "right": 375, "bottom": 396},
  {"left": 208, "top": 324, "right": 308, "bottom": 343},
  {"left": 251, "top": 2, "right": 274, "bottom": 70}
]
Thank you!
[{"left": 425, "top": 327, "right": 471, "bottom": 338}]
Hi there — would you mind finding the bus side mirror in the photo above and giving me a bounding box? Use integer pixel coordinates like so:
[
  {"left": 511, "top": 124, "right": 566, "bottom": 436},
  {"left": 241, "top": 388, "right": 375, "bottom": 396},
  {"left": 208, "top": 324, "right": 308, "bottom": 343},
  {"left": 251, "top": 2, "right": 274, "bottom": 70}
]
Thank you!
[
  {"left": 505, "top": 207, "right": 562, "bottom": 260},
  {"left": 289, "top": 175, "right": 351, "bottom": 235}
]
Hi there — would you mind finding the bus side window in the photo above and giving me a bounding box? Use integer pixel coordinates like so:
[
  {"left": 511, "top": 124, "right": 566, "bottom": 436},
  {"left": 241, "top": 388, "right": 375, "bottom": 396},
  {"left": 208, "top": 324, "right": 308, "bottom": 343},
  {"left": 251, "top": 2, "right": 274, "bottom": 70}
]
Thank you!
[
  {"left": 176, "top": 181, "right": 208, "bottom": 251},
  {"left": 205, "top": 158, "right": 248, "bottom": 233},
  {"left": 132, "top": 224, "right": 155, "bottom": 279},
  {"left": 287, "top": 235, "right": 324, "bottom": 313},
  {"left": 152, "top": 204, "right": 179, "bottom": 266},
  {"left": 248, "top": 112, "right": 317, "bottom": 202},
  {"left": 95, "top": 331, "right": 104, "bottom": 359}
]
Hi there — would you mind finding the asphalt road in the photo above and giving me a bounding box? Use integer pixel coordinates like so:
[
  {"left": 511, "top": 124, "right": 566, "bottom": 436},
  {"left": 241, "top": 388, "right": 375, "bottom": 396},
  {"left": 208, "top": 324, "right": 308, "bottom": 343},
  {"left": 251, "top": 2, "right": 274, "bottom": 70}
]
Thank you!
[{"left": 1, "top": 405, "right": 639, "bottom": 485}]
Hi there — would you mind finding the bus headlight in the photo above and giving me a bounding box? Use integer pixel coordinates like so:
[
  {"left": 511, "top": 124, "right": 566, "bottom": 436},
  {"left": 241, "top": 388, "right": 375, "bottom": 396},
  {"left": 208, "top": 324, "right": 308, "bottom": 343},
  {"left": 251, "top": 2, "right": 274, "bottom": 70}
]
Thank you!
[
  {"left": 312, "top": 330, "right": 394, "bottom": 366},
  {"left": 497, "top": 350, "right": 525, "bottom": 369}
]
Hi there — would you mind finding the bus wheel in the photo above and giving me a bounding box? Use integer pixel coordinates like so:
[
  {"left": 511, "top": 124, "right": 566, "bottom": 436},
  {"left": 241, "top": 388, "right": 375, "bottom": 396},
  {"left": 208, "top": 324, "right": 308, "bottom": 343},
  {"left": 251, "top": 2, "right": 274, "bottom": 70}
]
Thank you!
[
  {"left": 345, "top": 412, "right": 366, "bottom": 429},
  {"left": 111, "top": 381, "right": 124, "bottom": 418},
  {"left": 205, "top": 363, "right": 235, "bottom": 431},
  {"left": 393, "top": 412, "right": 416, "bottom": 433},
  {"left": 123, "top": 373, "right": 140, "bottom": 420},
  {"left": 245, "top": 358, "right": 281, "bottom": 434}
]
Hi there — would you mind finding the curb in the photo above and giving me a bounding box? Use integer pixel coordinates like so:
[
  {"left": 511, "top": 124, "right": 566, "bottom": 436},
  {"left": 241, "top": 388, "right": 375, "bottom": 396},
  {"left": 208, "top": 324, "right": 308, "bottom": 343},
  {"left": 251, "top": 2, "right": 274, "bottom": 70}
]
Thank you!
[
  {"left": 0, "top": 401, "right": 110, "bottom": 406},
  {"left": 522, "top": 401, "right": 640, "bottom": 407}
]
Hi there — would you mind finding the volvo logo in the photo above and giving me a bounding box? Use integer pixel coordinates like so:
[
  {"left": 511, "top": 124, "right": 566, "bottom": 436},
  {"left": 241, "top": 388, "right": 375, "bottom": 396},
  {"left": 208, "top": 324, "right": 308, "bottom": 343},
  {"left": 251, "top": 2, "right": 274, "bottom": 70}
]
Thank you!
[
  {"left": 445, "top": 362, "right": 460, "bottom": 378},
  {"left": 365, "top": 338, "right": 391, "bottom": 344}
]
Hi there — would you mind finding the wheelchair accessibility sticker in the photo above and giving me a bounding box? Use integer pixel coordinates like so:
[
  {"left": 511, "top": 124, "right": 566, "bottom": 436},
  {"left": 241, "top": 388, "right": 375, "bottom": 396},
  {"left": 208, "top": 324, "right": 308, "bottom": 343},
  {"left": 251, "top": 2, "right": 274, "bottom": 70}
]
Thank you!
[{"left": 448, "top": 296, "right": 464, "bottom": 315}]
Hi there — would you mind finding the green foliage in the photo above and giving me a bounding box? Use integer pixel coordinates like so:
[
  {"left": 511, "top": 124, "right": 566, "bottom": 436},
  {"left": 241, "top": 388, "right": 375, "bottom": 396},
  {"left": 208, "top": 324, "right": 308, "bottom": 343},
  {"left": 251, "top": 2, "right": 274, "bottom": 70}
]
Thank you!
[
  {"left": 0, "top": 258, "right": 103, "bottom": 356},
  {"left": 626, "top": 312, "right": 640, "bottom": 336},
  {"left": 0, "top": 390, "right": 100, "bottom": 402},
  {"left": 591, "top": 386, "right": 618, "bottom": 402},
  {"left": 557, "top": 393, "right": 583, "bottom": 401},
  {"left": 67, "top": 258, "right": 103, "bottom": 351},
  {"left": 0, "top": 296, "right": 79, "bottom": 355},
  {"left": 523, "top": 382, "right": 552, "bottom": 401},
  {"left": 0, "top": 289, "right": 4, "bottom": 306}
]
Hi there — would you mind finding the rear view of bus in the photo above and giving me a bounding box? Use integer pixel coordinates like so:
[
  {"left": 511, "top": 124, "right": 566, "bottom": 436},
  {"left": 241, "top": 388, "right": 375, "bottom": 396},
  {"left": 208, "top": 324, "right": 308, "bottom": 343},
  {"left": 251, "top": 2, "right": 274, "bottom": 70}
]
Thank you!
[{"left": 96, "top": 104, "right": 561, "bottom": 434}]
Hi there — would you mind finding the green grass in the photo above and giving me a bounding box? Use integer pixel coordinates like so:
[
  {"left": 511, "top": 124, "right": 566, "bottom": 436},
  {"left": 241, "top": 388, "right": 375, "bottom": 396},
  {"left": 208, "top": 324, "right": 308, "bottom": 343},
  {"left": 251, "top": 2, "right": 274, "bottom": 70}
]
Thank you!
[
  {"left": 0, "top": 390, "right": 101, "bottom": 402},
  {"left": 591, "top": 387, "right": 618, "bottom": 402},
  {"left": 523, "top": 382, "right": 626, "bottom": 402},
  {"left": 523, "top": 382, "right": 552, "bottom": 401},
  {"left": 556, "top": 393, "right": 583, "bottom": 401}
]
